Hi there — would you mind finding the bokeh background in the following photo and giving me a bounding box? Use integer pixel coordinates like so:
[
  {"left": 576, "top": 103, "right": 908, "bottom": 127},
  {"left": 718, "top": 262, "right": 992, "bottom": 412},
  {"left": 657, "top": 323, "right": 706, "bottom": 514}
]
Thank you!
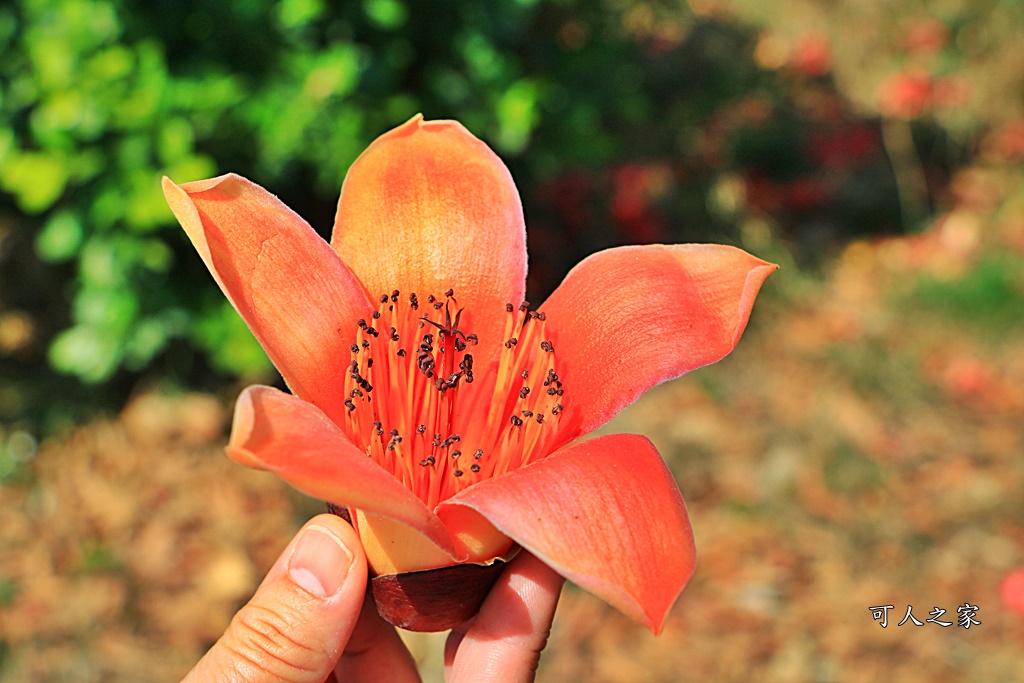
[{"left": 2, "top": 0, "right": 1024, "bottom": 680}]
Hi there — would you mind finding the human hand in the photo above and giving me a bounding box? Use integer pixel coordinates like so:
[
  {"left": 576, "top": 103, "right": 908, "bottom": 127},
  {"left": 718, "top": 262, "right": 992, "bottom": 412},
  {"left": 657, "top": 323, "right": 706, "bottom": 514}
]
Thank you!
[{"left": 182, "top": 513, "right": 564, "bottom": 683}]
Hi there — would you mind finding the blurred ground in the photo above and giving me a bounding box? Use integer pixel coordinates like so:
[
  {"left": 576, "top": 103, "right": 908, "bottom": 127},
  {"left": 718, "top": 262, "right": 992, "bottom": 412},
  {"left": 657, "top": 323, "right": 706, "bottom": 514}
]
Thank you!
[{"left": 3, "top": 168, "right": 1024, "bottom": 682}]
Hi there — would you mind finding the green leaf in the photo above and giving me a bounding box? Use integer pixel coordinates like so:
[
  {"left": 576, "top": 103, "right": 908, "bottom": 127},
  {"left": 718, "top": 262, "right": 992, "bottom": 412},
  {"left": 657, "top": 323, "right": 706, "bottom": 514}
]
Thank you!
[
  {"left": 278, "top": 0, "right": 325, "bottom": 28},
  {"left": 48, "top": 324, "right": 123, "bottom": 383},
  {"left": 78, "top": 239, "right": 120, "bottom": 286},
  {"left": 364, "top": 0, "right": 407, "bottom": 29},
  {"left": 496, "top": 79, "right": 539, "bottom": 154},
  {"left": 123, "top": 317, "right": 170, "bottom": 369},
  {"left": 35, "top": 210, "right": 84, "bottom": 262},
  {"left": 73, "top": 285, "right": 138, "bottom": 331},
  {"left": 0, "top": 151, "right": 69, "bottom": 213},
  {"left": 125, "top": 169, "right": 174, "bottom": 231},
  {"left": 194, "top": 301, "right": 273, "bottom": 377}
]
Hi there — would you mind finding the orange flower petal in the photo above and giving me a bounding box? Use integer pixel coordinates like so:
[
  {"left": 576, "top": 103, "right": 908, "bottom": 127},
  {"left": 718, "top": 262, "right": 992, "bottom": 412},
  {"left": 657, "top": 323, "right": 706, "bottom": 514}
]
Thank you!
[
  {"left": 228, "top": 386, "right": 461, "bottom": 563},
  {"left": 541, "top": 244, "right": 776, "bottom": 442},
  {"left": 162, "top": 174, "right": 372, "bottom": 423},
  {"left": 437, "top": 433, "right": 695, "bottom": 634},
  {"left": 331, "top": 115, "right": 527, "bottom": 365}
]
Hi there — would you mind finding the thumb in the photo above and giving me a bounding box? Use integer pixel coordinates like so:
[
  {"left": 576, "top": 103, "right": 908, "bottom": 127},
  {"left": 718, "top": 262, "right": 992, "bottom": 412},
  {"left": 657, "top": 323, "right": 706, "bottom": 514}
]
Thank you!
[{"left": 183, "top": 514, "right": 368, "bottom": 683}]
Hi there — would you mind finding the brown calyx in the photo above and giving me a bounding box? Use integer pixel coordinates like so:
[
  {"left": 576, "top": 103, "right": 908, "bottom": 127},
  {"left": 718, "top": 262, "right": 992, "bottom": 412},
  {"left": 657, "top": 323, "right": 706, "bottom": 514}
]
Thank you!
[{"left": 328, "top": 503, "right": 508, "bottom": 631}]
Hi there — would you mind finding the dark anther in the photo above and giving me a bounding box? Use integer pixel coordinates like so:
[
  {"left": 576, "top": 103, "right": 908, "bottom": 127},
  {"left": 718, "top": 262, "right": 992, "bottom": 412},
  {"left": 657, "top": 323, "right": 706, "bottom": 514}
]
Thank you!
[
  {"left": 350, "top": 360, "right": 359, "bottom": 371},
  {"left": 535, "top": 311, "right": 546, "bottom": 321},
  {"left": 361, "top": 340, "right": 370, "bottom": 348},
  {"left": 519, "top": 387, "right": 531, "bottom": 399},
  {"left": 379, "top": 294, "right": 389, "bottom": 303},
  {"left": 541, "top": 341, "right": 554, "bottom": 353},
  {"left": 372, "top": 311, "right": 381, "bottom": 319},
  {"left": 444, "top": 288, "right": 454, "bottom": 298},
  {"left": 536, "top": 413, "right": 545, "bottom": 424},
  {"left": 505, "top": 337, "right": 518, "bottom": 349},
  {"left": 521, "top": 369, "right": 529, "bottom": 379},
  {"left": 473, "top": 449, "right": 483, "bottom": 459},
  {"left": 453, "top": 469, "right": 464, "bottom": 477},
  {"left": 433, "top": 301, "right": 443, "bottom": 310},
  {"left": 466, "top": 333, "right": 478, "bottom": 344},
  {"left": 505, "top": 303, "right": 514, "bottom": 312},
  {"left": 367, "top": 358, "right": 373, "bottom": 368},
  {"left": 470, "top": 464, "right": 481, "bottom": 473},
  {"left": 410, "top": 293, "right": 419, "bottom": 309},
  {"left": 522, "top": 409, "right": 533, "bottom": 418},
  {"left": 357, "top": 319, "right": 367, "bottom": 329},
  {"left": 519, "top": 301, "right": 530, "bottom": 311},
  {"left": 426, "top": 455, "right": 436, "bottom": 464},
  {"left": 390, "top": 428, "right": 399, "bottom": 436},
  {"left": 510, "top": 415, "right": 524, "bottom": 427},
  {"left": 427, "top": 294, "right": 436, "bottom": 303},
  {"left": 451, "top": 450, "right": 461, "bottom": 459},
  {"left": 397, "top": 348, "right": 407, "bottom": 357},
  {"left": 344, "top": 399, "right": 355, "bottom": 411},
  {"left": 419, "top": 459, "right": 430, "bottom": 466},
  {"left": 391, "top": 289, "right": 400, "bottom": 302},
  {"left": 455, "top": 338, "right": 466, "bottom": 352},
  {"left": 350, "top": 344, "right": 359, "bottom": 353},
  {"left": 417, "top": 424, "right": 427, "bottom": 434},
  {"left": 390, "top": 327, "right": 399, "bottom": 341},
  {"left": 432, "top": 434, "right": 442, "bottom": 447},
  {"left": 552, "top": 404, "right": 563, "bottom": 415}
]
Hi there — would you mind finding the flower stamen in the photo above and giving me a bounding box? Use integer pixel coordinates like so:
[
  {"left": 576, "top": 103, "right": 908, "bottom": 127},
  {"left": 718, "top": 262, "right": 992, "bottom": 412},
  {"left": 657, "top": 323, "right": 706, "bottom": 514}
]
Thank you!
[{"left": 341, "top": 289, "right": 565, "bottom": 508}]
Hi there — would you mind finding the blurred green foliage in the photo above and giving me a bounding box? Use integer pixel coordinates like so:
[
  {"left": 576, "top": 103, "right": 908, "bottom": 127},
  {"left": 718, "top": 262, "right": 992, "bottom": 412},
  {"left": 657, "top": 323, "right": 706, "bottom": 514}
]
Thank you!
[
  {"left": 0, "top": 0, "right": 1017, "bottom": 430},
  {"left": 0, "top": 0, "right": 766, "bottom": 427},
  {"left": 910, "top": 255, "right": 1024, "bottom": 333}
]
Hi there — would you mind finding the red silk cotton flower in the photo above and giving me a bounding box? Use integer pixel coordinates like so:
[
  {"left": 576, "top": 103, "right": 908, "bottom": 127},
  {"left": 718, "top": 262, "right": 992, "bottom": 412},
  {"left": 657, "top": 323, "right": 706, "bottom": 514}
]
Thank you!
[{"left": 163, "top": 115, "right": 776, "bottom": 634}]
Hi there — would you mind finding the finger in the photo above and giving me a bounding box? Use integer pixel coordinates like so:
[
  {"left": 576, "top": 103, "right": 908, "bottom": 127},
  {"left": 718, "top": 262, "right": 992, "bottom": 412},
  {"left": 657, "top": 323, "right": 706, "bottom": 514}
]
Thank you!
[
  {"left": 444, "top": 553, "right": 564, "bottom": 683},
  {"left": 183, "top": 514, "right": 366, "bottom": 683},
  {"left": 334, "top": 594, "right": 422, "bottom": 682}
]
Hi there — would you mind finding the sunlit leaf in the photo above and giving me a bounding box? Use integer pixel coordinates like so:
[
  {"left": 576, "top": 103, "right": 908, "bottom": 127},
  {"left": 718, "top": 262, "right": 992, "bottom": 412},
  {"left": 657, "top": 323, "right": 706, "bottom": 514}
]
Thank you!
[
  {"left": 48, "top": 324, "right": 123, "bottom": 383},
  {"left": 364, "top": 0, "right": 407, "bottom": 29},
  {"left": 0, "top": 151, "right": 69, "bottom": 213},
  {"left": 278, "top": 0, "right": 325, "bottom": 28},
  {"left": 35, "top": 210, "right": 84, "bottom": 262}
]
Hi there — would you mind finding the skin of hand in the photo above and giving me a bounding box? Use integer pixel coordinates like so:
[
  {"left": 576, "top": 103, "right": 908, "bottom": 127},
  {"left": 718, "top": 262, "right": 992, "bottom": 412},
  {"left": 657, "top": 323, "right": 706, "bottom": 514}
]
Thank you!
[{"left": 182, "top": 513, "right": 564, "bottom": 683}]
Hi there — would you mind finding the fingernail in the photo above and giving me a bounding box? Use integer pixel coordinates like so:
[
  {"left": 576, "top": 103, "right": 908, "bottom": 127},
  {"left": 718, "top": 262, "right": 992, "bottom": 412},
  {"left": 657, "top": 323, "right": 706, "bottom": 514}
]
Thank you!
[{"left": 288, "top": 525, "right": 354, "bottom": 597}]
